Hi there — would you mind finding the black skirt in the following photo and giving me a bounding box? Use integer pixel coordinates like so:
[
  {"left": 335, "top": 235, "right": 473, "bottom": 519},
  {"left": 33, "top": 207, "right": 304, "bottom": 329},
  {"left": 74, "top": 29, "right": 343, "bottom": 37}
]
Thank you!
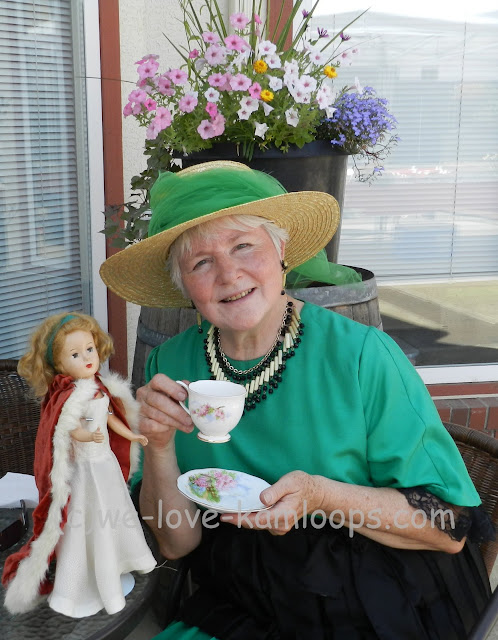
[{"left": 178, "top": 520, "right": 491, "bottom": 640}]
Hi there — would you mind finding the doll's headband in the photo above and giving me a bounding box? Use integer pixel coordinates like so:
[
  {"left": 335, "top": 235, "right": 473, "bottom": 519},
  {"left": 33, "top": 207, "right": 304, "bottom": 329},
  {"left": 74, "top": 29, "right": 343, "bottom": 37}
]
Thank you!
[{"left": 45, "top": 314, "right": 77, "bottom": 367}]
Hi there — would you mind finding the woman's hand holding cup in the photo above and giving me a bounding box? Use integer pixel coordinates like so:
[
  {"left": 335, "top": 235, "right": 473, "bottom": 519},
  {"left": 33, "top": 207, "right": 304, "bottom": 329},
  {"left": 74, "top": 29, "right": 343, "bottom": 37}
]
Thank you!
[{"left": 136, "top": 374, "right": 195, "bottom": 449}]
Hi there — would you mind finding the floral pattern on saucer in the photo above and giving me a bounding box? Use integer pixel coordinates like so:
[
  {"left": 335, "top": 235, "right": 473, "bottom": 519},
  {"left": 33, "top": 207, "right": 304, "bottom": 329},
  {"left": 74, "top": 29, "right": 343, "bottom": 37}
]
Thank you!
[
  {"left": 178, "top": 468, "right": 271, "bottom": 513},
  {"left": 188, "top": 469, "right": 237, "bottom": 503}
]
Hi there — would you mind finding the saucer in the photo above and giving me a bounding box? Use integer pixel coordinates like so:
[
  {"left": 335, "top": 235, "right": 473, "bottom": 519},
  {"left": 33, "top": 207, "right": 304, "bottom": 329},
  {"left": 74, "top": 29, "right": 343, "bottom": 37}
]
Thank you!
[{"left": 177, "top": 468, "right": 271, "bottom": 513}]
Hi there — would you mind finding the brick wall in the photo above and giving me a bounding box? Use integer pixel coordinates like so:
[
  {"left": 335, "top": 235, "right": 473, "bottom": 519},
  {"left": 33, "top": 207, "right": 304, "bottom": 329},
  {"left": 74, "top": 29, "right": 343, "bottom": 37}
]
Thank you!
[{"left": 428, "top": 383, "right": 498, "bottom": 437}]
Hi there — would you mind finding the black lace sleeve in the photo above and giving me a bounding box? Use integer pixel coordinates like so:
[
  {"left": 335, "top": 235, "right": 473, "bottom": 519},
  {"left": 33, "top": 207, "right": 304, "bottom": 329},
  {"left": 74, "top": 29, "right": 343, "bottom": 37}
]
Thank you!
[{"left": 397, "top": 487, "right": 495, "bottom": 543}]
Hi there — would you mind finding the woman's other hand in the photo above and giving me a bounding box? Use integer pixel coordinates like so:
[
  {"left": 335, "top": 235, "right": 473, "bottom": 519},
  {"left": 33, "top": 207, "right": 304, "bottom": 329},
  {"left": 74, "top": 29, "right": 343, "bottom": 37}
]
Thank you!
[
  {"left": 220, "top": 470, "right": 324, "bottom": 535},
  {"left": 136, "top": 374, "right": 194, "bottom": 449}
]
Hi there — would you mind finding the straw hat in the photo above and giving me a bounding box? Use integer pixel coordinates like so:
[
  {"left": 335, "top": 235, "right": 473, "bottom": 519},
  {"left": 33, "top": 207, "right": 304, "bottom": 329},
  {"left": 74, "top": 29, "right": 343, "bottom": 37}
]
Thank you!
[{"left": 99, "top": 161, "right": 340, "bottom": 308}]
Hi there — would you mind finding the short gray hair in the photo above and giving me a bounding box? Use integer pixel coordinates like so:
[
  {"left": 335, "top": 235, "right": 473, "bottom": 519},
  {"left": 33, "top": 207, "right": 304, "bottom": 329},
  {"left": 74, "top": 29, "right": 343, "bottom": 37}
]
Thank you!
[{"left": 166, "top": 214, "right": 289, "bottom": 297}]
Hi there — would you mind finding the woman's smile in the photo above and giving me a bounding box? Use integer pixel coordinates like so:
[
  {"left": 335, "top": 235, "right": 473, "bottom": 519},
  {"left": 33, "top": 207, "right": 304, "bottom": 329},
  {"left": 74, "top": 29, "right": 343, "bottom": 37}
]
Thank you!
[{"left": 220, "top": 288, "right": 255, "bottom": 303}]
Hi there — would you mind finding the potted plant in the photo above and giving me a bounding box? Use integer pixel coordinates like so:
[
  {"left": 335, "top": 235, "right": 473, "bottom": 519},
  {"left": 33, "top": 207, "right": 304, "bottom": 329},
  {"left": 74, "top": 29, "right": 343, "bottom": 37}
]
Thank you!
[
  {"left": 104, "top": 0, "right": 398, "bottom": 259},
  {"left": 103, "top": 0, "right": 398, "bottom": 386}
]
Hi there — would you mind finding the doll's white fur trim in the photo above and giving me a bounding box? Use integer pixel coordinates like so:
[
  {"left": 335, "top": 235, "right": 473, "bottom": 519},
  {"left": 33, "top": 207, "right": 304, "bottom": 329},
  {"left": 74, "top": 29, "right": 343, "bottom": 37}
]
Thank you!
[{"left": 4, "top": 374, "right": 140, "bottom": 614}]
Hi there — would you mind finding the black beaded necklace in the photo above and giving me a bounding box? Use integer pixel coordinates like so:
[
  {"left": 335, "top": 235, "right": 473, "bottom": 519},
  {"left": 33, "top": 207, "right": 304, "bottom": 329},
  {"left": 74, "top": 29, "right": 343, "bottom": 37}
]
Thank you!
[{"left": 203, "top": 300, "right": 305, "bottom": 412}]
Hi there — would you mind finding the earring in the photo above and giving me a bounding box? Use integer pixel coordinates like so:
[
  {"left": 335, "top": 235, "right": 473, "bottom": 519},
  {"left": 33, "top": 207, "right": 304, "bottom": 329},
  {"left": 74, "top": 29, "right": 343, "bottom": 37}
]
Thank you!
[
  {"left": 280, "top": 260, "right": 288, "bottom": 295},
  {"left": 196, "top": 311, "right": 203, "bottom": 333},
  {"left": 192, "top": 301, "right": 203, "bottom": 333}
]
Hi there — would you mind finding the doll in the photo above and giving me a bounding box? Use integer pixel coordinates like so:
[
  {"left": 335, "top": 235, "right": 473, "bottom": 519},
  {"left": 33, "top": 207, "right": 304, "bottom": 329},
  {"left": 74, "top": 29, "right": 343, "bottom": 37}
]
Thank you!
[{"left": 2, "top": 312, "right": 156, "bottom": 617}]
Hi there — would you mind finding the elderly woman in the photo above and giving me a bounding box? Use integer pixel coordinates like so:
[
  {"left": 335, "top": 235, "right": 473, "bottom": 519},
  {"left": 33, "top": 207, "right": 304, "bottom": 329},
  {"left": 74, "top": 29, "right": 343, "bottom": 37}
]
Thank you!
[{"left": 100, "top": 161, "right": 491, "bottom": 640}]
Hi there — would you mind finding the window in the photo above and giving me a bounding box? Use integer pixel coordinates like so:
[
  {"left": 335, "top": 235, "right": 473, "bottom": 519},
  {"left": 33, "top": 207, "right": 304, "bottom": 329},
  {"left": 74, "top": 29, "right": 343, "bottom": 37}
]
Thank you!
[
  {"left": 0, "top": 0, "right": 92, "bottom": 357},
  {"left": 308, "top": 1, "right": 498, "bottom": 377}
]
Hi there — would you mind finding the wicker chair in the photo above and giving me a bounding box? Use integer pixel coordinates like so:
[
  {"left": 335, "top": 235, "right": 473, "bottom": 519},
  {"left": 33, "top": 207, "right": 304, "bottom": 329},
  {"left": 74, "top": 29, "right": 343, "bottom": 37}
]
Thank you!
[
  {"left": 0, "top": 359, "right": 40, "bottom": 476},
  {"left": 443, "top": 422, "right": 498, "bottom": 640}
]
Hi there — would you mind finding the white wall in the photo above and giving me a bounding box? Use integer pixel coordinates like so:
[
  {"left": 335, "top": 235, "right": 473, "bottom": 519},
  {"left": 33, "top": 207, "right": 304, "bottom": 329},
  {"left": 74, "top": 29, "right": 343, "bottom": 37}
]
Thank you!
[{"left": 119, "top": 0, "right": 230, "bottom": 375}]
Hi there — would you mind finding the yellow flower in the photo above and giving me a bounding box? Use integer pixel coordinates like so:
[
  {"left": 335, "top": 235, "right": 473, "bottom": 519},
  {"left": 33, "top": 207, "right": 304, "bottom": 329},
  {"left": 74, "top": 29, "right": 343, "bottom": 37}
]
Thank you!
[
  {"left": 253, "top": 59, "right": 268, "bottom": 73},
  {"left": 260, "top": 90, "right": 274, "bottom": 103},
  {"left": 324, "top": 65, "right": 337, "bottom": 78}
]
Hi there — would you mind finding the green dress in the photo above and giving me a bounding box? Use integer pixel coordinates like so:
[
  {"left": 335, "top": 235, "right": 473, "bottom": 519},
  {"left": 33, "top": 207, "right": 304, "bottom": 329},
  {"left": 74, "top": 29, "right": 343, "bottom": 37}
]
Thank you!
[{"left": 145, "top": 303, "right": 481, "bottom": 640}]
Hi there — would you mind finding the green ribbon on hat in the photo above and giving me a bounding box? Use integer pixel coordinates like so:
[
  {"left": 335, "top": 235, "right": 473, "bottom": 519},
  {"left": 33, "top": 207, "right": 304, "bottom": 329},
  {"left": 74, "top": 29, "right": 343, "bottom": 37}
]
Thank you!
[
  {"left": 148, "top": 167, "right": 287, "bottom": 238},
  {"left": 286, "top": 249, "right": 362, "bottom": 288}
]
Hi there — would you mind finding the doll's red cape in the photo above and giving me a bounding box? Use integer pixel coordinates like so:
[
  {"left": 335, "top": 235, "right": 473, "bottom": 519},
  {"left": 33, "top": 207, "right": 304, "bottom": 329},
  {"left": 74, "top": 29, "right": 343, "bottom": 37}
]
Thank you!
[{"left": 1, "top": 373, "right": 133, "bottom": 596}]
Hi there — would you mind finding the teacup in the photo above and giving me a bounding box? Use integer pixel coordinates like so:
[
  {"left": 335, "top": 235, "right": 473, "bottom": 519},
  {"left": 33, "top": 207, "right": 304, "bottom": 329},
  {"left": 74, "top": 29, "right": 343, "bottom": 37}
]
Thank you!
[{"left": 176, "top": 380, "right": 246, "bottom": 443}]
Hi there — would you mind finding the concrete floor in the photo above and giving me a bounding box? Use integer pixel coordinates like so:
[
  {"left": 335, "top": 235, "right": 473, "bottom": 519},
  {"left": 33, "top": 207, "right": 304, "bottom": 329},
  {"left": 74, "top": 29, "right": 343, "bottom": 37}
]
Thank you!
[{"left": 378, "top": 279, "right": 498, "bottom": 366}]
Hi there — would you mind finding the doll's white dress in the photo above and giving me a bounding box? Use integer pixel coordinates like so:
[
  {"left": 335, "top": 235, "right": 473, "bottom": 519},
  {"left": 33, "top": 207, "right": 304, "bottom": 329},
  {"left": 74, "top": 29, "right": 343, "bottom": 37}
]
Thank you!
[{"left": 48, "top": 394, "right": 156, "bottom": 618}]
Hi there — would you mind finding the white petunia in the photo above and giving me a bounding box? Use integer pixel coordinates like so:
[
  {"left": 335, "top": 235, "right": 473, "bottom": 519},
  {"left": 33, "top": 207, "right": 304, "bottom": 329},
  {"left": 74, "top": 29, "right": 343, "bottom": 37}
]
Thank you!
[
  {"left": 307, "top": 49, "right": 327, "bottom": 66},
  {"left": 283, "top": 59, "right": 299, "bottom": 78},
  {"left": 254, "top": 122, "right": 269, "bottom": 138},
  {"left": 285, "top": 108, "right": 299, "bottom": 127},
  {"left": 265, "top": 54, "right": 281, "bottom": 69},
  {"left": 288, "top": 83, "right": 310, "bottom": 104},
  {"left": 268, "top": 76, "right": 283, "bottom": 91},
  {"left": 232, "top": 49, "right": 250, "bottom": 70},
  {"left": 194, "top": 58, "right": 207, "bottom": 71},
  {"left": 325, "top": 106, "right": 337, "bottom": 118},
  {"left": 297, "top": 75, "right": 317, "bottom": 93},
  {"left": 204, "top": 87, "right": 220, "bottom": 102},
  {"left": 262, "top": 102, "right": 274, "bottom": 116},
  {"left": 257, "top": 40, "right": 277, "bottom": 56},
  {"left": 354, "top": 76, "right": 364, "bottom": 94},
  {"left": 237, "top": 107, "right": 251, "bottom": 120},
  {"left": 240, "top": 96, "right": 259, "bottom": 113},
  {"left": 316, "top": 85, "right": 335, "bottom": 108}
]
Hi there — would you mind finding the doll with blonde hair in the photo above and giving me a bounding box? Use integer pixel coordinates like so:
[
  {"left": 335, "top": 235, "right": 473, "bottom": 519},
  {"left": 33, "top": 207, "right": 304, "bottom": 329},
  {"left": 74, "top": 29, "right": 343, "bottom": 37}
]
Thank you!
[{"left": 2, "top": 312, "right": 156, "bottom": 617}]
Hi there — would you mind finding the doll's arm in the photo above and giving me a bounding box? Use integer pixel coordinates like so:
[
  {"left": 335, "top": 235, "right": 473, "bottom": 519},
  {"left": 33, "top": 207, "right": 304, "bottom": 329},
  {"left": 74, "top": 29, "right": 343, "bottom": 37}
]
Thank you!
[
  {"left": 108, "top": 412, "right": 148, "bottom": 446},
  {"left": 71, "top": 425, "right": 105, "bottom": 443}
]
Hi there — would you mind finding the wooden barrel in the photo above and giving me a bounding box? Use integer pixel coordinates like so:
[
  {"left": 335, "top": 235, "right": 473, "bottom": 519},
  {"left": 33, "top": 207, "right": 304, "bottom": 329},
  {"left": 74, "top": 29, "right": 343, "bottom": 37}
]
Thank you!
[
  {"left": 287, "top": 266, "right": 383, "bottom": 330},
  {"left": 131, "top": 307, "right": 196, "bottom": 390},
  {"left": 131, "top": 267, "right": 382, "bottom": 389}
]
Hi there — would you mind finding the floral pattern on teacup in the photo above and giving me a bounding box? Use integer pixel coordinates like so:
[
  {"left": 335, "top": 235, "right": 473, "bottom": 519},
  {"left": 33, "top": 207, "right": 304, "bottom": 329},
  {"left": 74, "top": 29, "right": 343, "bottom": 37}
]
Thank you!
[
  {"left": 191, "top": 403, "right": 227, "bottom": 421},
  {"left": 188, "top": 469, "right": 237, "bottom": 503}
]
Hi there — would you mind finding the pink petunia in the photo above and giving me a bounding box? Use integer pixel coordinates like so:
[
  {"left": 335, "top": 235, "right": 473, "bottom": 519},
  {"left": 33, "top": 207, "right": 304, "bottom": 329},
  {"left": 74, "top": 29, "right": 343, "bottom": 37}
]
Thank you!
[
  {"left": 205, "top": 102, "right": 218, "bottom": 118},
  {"left": 178, "top": 92, "right": 198, "bottom": 113},
  {"left": 131, "top": 102, "right": 142, "bottom": 115},
  {"left": 202, "top": 31, "right": 220, "bottom": 44},
  {"left": 154, "top": 106, "right": 172, "bottom": 128},
  {"left": 128, "top": 89, "right": 147, "bottom": 103},
  {"left": 229, "top": 12, "right": 250, "bottom": 30},
  {"left": 248, "top": 82, "right": 262, "bottom": 99},
  {"left": 254, "top": 14, "right": 262, "bottom": 24},
  {"left": 224, "top": 34, "right": 247, "bottom": 52},
  {"left": 211, "top": 112, "right": 225, "bottom": 136},
  {"left": 205, "top": 44, "right": 226, "bottom": 66},
  {"left": 123, "top": 102, "right": 133, "bottom": 117},
  {"left": 230, "top": 73, "right": 251, "bottom": 91},
  {"left": 146, "top": 120, "right": 161, "bottom": 140},
  {"left": 219, "top": 72, "right": 232, "bottom": 92},
  {"left": 167, "top": 68, "right": 188, "bottom": 85},
  {"left": 208, "top": 72, "right": 226, "bottom": 88},
  {"left": 135, "top": 53, "right": 159, "bottom": 65},
  {"left": 144, "top": 97, "right": 157, "bottom": 111},
  {"left": 157, "top": 75, "right": 175, "bottom": 96},
  {"left": 137, "top": 58, "right": 159, "bottom": 81},
  {"left": 197, "top": 119, "right": 216, "bottom": 139},
  {"left": 189, "top": 49, "right": 200, "bottom": 59}
]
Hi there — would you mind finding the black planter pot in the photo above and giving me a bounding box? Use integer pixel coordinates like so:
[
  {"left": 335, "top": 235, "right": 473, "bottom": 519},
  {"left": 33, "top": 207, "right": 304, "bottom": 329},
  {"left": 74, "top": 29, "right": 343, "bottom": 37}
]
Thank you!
[{"left": 177, "top": 141, "right": 348, "bottom": 262}]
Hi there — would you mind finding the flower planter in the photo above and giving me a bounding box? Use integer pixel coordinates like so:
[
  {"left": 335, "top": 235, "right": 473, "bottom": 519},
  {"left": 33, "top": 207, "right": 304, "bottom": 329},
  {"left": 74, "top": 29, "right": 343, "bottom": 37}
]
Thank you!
[{"left": 177, "top": 141, "right": 348, "bottom": 263}]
